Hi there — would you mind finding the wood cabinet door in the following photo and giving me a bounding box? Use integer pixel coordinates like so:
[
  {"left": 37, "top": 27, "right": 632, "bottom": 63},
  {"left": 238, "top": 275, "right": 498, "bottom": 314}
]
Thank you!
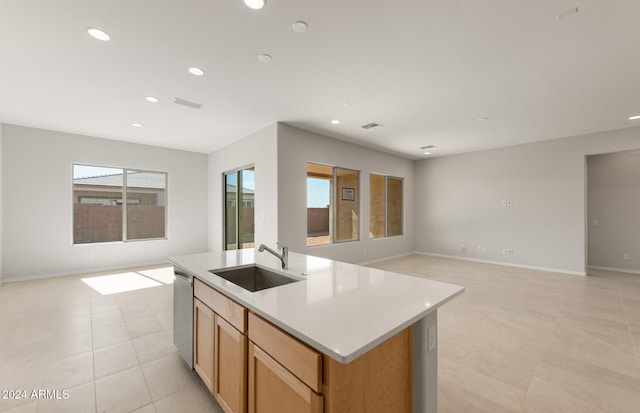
[
  {"left": 248, "top": 342, "right": 323, "bottom": 413},
  {"left": 194, "top": 298, "right": 215, "bottom": 393},
  {"left": 214, "top": 314, "right": 247, "bottom": 413}
]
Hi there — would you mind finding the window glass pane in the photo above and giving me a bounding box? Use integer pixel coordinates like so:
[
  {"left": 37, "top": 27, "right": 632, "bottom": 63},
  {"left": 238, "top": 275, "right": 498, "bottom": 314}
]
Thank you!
[
  {"left": 335, "top": 168, "right": 359, "bottom": 242},
  {"left": 386, "top": 177, "right": 403, "bottom": 236},
  {"left": 73, "top": 165, "right": 123, "bottom": 244},
  {"left": 239, "top": 168, "right": 255, "bottom": 249},
  {"left": 307, "top": 163, "right": 332, "bottom": 246},
  {"left": 369, "top": 174, "right": 385, "bottom": 239},
  {"left": 225, "top": 173, "right": 237, "bottom": 250},
  {"left": 126, "top": 170, "right": 166, "bottom": 240}
]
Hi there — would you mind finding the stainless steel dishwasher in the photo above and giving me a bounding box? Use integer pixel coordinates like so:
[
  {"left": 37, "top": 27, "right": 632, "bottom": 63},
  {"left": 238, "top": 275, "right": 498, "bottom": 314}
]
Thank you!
[{"left": 173, "top": 268, "right": 193, "bottom": 369}]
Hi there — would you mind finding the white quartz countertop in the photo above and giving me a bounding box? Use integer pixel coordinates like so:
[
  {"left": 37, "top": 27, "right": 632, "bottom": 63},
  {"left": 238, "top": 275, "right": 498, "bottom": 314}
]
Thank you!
[{"left": 169, "top": 250, "right": 464, "bottom": 364}]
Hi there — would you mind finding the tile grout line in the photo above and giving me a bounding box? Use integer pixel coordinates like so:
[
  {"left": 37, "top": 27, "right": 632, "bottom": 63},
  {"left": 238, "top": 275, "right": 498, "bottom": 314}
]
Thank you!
[
  {"left": 117, "top": 292, "right": 156, "bottom": 412},
  {"left": 122, "top": 293, "right": 162, "bottom": 412},
  {"left": 90, "top": 295, "right": 99, "bottom": 413},
  {"left": 34, "top": 300, "right": 70, "bottom": 413},
  {"left": 518, "top": 296, "right": 564, "bottom": 412},
  {"left": 615, "top": 278, "right": 640, "bottom": 369}
]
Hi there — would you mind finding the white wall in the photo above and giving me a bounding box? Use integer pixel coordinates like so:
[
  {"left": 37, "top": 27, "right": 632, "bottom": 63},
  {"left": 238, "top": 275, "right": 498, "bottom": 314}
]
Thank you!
[
  {"left": 414, "top": 126, "right": 640, "bottom": 275},
  {"left": 277, "top": 123, "right": 414, "bottom": 264},
  {"left": 588, "top": 150, "right": 640, "bottom": 272},
  {"left": 208, "top": 124, "right": 278, "bottom": 252},
  {"left": 2, "top": 124, "right": 209, "bottom": 281}
]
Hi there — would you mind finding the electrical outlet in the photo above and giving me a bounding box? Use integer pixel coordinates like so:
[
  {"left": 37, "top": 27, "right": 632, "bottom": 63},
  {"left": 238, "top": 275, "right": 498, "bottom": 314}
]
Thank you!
[
  {"left": 624, "top": 253, "right": 630, "bottom": 261},
  {"left": 501, "top": 200, "right": 507, "bottom": 206},
  {"left": 507, "top": 249, "right": 513, "bottom": 255},
  {"left": 477, "top": 246, "right": 482, "bottom": 252},
  {"left": 428, "top": 324, "right": 436, "bottom": 353},
  {"left": 501, "top": 248, "right": 507, "bottom": 254},
  {"left": 507, "top": 200, "right": 513, "bottom": 206}
]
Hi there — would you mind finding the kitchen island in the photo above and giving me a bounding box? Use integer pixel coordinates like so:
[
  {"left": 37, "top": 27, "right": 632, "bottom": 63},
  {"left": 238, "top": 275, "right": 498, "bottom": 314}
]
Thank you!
[{"left": 169, "top": 249, "right": 464, "bottom": 413}]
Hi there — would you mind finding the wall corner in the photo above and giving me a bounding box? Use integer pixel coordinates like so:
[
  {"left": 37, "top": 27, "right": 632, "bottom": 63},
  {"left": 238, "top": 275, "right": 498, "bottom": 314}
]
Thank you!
[{"left": 0, "top": 123, "right": 4, "bottom": 284}]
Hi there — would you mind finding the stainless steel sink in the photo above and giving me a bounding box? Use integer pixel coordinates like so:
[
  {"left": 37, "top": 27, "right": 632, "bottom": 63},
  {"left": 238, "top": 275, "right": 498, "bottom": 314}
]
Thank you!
[{"left": 209, "top": 265, "right": 300, "bottom": 292}]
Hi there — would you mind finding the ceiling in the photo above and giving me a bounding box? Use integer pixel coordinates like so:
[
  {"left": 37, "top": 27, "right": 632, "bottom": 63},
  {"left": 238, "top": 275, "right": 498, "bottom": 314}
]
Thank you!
[{"left": 1, "top": 0, "right": 639, "bottom": 160}]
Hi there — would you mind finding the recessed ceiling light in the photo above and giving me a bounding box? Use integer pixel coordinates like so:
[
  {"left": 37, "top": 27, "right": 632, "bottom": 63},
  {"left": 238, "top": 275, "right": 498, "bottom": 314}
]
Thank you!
[
  {"left": 87, "top": 28, "right": 111, "bottom": 41},
  {"left": 331, "top": 120, "right": 340, "bottom": 125},
  {"left": 244, "top": 0, "right": 265, "bottom": 9},
  {"left": 188, "top": 67, "right": 205, "bottom": 76},
  {"left": 292, "top": 21, "right": 308, "bottom": 32},
  {"left": 258, "top": 54, "right": 272, "bottom": 63},
  {"left": 132, "top": 123, "right": 143, "bottom": 128},
  {"left": 145, "top": 96, "right": 159, "bottom": 103},
  {"left": 424, "top": 152, "right": 431, "bottom": 155},
  {"left": 629, "top": 115, "right": 640, "bottom": 120}
]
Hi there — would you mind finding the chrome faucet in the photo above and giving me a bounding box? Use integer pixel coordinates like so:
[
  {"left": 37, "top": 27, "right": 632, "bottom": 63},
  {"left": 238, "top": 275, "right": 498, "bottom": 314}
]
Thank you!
[{"left": 258, "top": 243, "right": 288, "bottom": 269}]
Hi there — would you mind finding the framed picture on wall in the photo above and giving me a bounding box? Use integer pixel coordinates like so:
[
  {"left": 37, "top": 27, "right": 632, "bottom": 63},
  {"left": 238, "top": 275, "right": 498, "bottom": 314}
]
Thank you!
[{"left": 342, "top": 187, "right": 355, "bottom": 201}]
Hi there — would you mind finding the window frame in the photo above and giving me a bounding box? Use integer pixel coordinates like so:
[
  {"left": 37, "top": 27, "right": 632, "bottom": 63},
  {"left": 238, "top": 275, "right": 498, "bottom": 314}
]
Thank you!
[
  {"left": 333, "top": 166, "right": 361, "bottom": 244},
  {"left": 306, "top": 162, "right": 360, "bottom": 247},
  {"left": 72, "top": 163, "right": 168, "bottom": 245},
  {"left": 369, "top": 173, "right": 404, "bottom": 239},
  {"left": 223, "top": 165, "right": 255, "bottom": 251}
]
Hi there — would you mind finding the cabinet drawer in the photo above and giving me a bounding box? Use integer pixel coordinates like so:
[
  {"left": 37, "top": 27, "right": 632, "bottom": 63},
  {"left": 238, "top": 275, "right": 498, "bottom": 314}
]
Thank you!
[
  {"left": 195, "top": 279, "right": 246, "bottom": 333},
  {"left": 248, "top": 313, "right": 322, "bottom": 392}
]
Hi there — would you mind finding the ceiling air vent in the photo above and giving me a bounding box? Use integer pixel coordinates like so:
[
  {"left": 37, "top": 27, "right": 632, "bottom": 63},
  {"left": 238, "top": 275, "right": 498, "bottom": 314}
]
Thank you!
[
  {"left": 174, "top": 97, "right": 202, "bottom": 109},
  {"left": 420, "top": 145, "right": 437, "bottom": 150},
  {"left": 361, "top": 122, "right": 384, "bottom": 130}
]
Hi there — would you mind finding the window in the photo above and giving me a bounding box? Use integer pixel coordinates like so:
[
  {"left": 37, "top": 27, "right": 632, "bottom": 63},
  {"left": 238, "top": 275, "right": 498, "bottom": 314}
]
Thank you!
[
  {"left": 73, "top": 164, "right": 167, "bottom": 244},
  {"left": 307, "top": 163, "right": 359, "bottom": 246},
  {"left": 370, "top": 174, "right": 403, "bottom": 238},
  {"left": 224, "top": 167, "right": 255, "bottom": 250}
]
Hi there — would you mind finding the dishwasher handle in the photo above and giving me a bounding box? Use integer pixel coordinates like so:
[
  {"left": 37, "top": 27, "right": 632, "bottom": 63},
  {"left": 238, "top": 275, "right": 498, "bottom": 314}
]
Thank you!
[{"left": 174, "top": 271, "right": 193, "bottom": 287}]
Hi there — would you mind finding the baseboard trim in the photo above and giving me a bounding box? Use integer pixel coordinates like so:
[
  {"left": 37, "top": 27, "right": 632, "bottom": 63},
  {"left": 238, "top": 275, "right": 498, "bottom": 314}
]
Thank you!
[
  {"left": 358, "top": 252, "right": 414, "bottom": 266},
  {"left": 2, "top": 261, "right": 171, "bottom": 283},
  {"left": 587, "top": 265, "right": 640, "bottom": 276},
  {"left": 414, "top": 252, "right": 586, "bottom": 276}
]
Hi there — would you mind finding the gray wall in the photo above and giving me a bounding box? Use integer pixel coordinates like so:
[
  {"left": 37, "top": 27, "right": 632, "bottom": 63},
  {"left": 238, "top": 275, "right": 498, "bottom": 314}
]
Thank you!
[
  {"left": 277, "top": 123, "right": 414, "bottom": 264},
  {"left": 2, "top": 124, "right": 209, "bottom": 281},
  {"left": 588, "top": 150, "right": 640, "bottom": 272},
  {"left": 414, "top": 126, "right": 640, "bottom": 275},
  {"left": 208, "top": 124, "right": 278, "bottom": 252}
]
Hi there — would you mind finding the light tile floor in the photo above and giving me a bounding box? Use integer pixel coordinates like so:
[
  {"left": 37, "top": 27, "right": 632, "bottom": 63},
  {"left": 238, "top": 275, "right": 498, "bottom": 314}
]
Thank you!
[
  {"left": 368, "top": 254, "right": 640, "bottom": 413},
  {"left": 0, "top": 265, "right": 222, "bottom": 413},
  {"left": 1, "top": 256, "right": 639, "bottom": 412}
]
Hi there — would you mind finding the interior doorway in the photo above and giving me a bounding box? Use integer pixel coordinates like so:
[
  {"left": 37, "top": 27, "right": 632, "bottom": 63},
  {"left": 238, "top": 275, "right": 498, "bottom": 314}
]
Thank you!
[{"left": 586, "top": 150, "right": 640, "bottom": 274}]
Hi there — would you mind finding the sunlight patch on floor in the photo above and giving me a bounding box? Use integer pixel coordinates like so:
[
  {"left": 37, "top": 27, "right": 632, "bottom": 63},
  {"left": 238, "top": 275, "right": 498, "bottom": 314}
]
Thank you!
[
  {"left": 82, "top": 272, "right": 163, "bottom": 295},
  {"left": 137, "top": 267, "right": 175, "bottom": 284}
]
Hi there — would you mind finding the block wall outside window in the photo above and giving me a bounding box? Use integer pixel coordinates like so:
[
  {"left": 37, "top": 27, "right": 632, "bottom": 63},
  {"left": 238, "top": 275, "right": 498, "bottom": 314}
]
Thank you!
[
  {"left": 369, "top": 174, "right": 403, "bottom": 239},
  {"left": 73, "top": 164, "right": 167, "bottom": 244},
  {"left": 224, "top": 167, "right": 255, "bottom": 250},
  {"left": 307, "top": 163, "right": 360, "bottom": 246}
]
